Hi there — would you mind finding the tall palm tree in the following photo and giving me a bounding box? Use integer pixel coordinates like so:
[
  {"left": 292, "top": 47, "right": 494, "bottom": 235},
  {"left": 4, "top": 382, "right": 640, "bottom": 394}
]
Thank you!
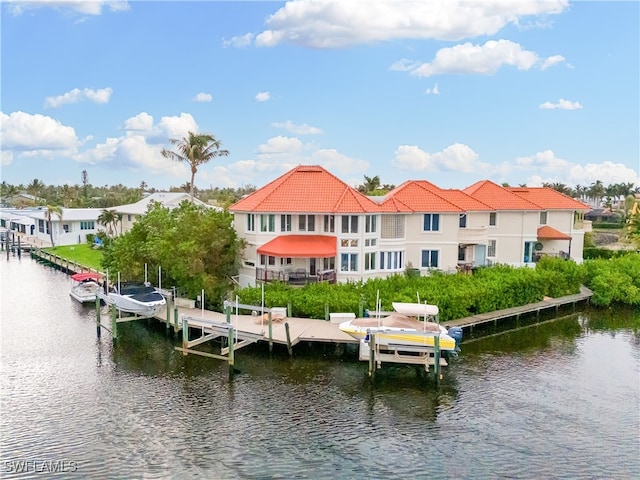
[
  {"left": 98, "top": 209, "right": 118, "bottom": 237},
  {"left": 45, "top": 205, "right": 63, "bottom": 247},
  {"left": 161, "top": 132, "right": 229, "bottom": 198}
]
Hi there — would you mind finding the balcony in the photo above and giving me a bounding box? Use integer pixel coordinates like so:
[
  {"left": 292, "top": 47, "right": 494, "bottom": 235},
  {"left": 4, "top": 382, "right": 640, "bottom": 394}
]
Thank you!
[
  {"left": 255, "top": 267, "right": 336, "bottom": 286},
  {"left": 458, "top": 226, "right": 488, "bottom": 245}
]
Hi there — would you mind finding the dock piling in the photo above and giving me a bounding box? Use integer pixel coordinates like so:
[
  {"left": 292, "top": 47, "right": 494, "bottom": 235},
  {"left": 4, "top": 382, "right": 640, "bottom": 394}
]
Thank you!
[
  {"left": 285, "top": 322, "right": 293, "bottom": 356},
  {"left": 95, "top": 297, "right": 101, "bottom": 338}
]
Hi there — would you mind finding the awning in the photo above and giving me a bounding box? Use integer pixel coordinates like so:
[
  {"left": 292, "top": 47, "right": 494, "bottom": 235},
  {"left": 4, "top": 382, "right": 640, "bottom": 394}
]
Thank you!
[
  {"left": 537, "top": 226, "right": 571, "bottom": 240},
  {"left": 257, "top": 235, "right": 337, "bottom": 258},
  {"left": 71, "top": 272, "right": 102, "bottom": 282}
]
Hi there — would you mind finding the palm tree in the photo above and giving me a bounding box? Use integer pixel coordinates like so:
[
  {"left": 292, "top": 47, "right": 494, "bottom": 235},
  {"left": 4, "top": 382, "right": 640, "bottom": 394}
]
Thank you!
[
  {"left": 358, "top": 175, "right": 381, "bottom": 194},
  {"left": 161, "top": 132, "right": 229, "bottom": 198},
  {"left": 98, "top": 209, "right": 118, "bottom": 237},
  {"left": 45, "top": 205, "right": 63, "bottom": 247}
]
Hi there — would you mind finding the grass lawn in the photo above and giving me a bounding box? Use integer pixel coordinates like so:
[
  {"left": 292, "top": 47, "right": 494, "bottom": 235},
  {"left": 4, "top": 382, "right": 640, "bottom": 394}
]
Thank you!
[{"left": 45, "top": 244, "right": 104, "bottom": 271}]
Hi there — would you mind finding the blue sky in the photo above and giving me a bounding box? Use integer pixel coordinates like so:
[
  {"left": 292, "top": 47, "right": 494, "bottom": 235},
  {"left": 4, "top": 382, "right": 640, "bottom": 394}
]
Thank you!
[{"left": 1, "top": 0, "right": 639, "bottom": 192}]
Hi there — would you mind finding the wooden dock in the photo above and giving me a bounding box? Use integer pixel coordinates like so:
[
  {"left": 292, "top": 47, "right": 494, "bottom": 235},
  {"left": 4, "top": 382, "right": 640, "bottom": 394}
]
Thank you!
[{"left": 442, "top": 286, "right": 592, "bottom": 331}]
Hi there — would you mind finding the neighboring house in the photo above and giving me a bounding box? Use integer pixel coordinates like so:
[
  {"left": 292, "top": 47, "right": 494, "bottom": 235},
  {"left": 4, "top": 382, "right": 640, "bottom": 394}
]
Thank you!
[
  {"left": 0, "top": 208, "right": 36, "bottom": 235},
  {"left": 28, "top": 208, "right": 101, "bottom": 246},
  {"left": 229, "top": 165, "right": 591, "bottom": 288},
  {"left": 2, "top": 193, "right": 38, "bottom": 208},
  {"left": 113, "top": 192, "right": 219, "bottom": 234}
]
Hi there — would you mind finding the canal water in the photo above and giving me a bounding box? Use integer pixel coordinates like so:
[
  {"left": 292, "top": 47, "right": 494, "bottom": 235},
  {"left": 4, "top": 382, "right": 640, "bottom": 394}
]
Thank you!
[{"left": 1, "top": 256, "right": 638, "bottom": 479}]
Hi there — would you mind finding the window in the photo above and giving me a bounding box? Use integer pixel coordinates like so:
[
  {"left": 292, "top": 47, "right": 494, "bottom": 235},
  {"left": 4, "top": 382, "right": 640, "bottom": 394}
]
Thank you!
[
  {"left": 260, "top": 254, "right": 276, "bottom": 266},
  {"left": 365, "top": 215, "right": 377, "bottom": 233},
  {"left": 379, "top": 250, "right": 404, "bottom": 270},
  {"left": 459, "top": 213, "right": 467, "bottom": 228},
  {"left": 323, "top": 215, "right": 335, "bottom": 233},
  {"left": 341, "top": 215, "right": 358, "bottom": 234},
  {"left": 540, "top": 211, "right": 548, "bottom": 225},
  {"left": 247, "top": 214, "right": 255, "bottom": 232},
  {"left": 489, "top": 212, "right": 497, "bottom": 226},
  {"left": 365, "top": 238, "right": 377, "bottom": 247},
  {"left": 127, "top": 214, "right": 133, "bottom": 222},
  {"left": 62, "top": 224, "right": 70, "bottom": 233},
  {"left": 280, "top": 257, "right": 292, "bottom": 265},
  {"left": 299, "top": 215, "right": 315, "bottom": 232},
  {"left": 260, "top": 214, "right": 275, "bottom": 232},
  {"left": 381, "top": 215, "right": 405, "bottom": 239},
  {"left": 280, "top": 215, "right": 291, "bottom": 232},
  {"left": 487, "top": 239, "right": 496, "bottom": 257},
  {"left": 38, "top": 220, "right": 45, "bottom": 233},
  {"left": 423, "top": 213, "right": 440, "bottom": 232},
  {"left": 364, "top": 252, "right": 376, "bottom": 271},
  {"left": 458, "top": 246, "right": 466, "bottom": 262},
  {"left": 340, "top": 253, "right": 358, "bottom": 272},
  {"left": 323, "top": 258, "right": 335, "bottom": 270},
  {"left": 421, "top": 250, "right": 439, "bottom": 268},
  {"left": 340, "top": 239, "right": 358, "bottom": 247},
  {"left": 80, "top": 221, "right": 94, "bottom": 230}
]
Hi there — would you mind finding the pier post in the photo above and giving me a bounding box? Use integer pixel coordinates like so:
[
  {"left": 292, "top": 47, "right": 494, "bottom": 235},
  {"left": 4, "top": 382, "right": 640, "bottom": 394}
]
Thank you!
[
  {"left": 181, "top": 317, "right": 188, "bottom": 355},
  {"left": 358, "top": 299, "right": 364, "bottom": 318},
  {"left": 228, "top": 325, "right": 235, "bottom": 380},
  {"left": 324, "top": 303, "right": 329, "bottom": 321},
  {"left": 95, "top": 297, "right": 101, "bottom": 338},
  {"left": 268, "top": 312, "right": 273, "bottom": 354},
  {"left": 165, "top": 299, "right": 171, "bottom": 334},
  {"left": 285, "top": 322, "right": 293, "bottom": 356},
  {"left": 287, "top": 301, "right": 292, "bottom": 318},
  {"left": 174, "top": 306, "right": 179, "bottom": 333},
  {"left": 110, "top": 305, "right": 118, "bottom": 341},
  {"left": 368, "top": 334, "right": 376, "bottom": 379},
  {"left": 433, "top": 336, "right": 441, "bottom": 384}
]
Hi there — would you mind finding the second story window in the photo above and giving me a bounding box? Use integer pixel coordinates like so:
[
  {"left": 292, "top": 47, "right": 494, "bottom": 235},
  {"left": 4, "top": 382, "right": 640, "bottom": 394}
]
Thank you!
[
  {"left": 489, "top": 212, "right": 497, "bottom": 226},
  {"left": 423, "top": 213, "right": 440, "bottom": 232},
  {"left": 323, "top": 215, "right": 335, "bottom": 233},
  {"left": 280, "top": 215, "right": 291, "bottom": 232},
  {"left": 260, "top": 214, "right": 275, "bottom": 232},
  {"left": 247, "top": 214, "right": 255, "bottom": 232},
  {"left": 459, "top": 213, "right": 467, "bottom": 228},
  {"left": 299, "top": 215, "right": 315, "bottom": 232},
  {"left": 540, "top": 211, "right": 548, "bottom": 225},
  {"left": 342, "top": 215, "right": 358, "bottom": 234},
  {"left": 365, "top": 215, "right": 377, "bottom": 233}
]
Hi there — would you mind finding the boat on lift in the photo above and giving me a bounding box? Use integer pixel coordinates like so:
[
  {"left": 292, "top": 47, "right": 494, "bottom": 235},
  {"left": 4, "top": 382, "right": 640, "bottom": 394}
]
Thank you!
[
  {"left": 97, "top": 282, "right": 166, "bottom": 317},
  {"left": 338, "top": 302, "right": 462, "bottom": 352},
  {"left": 69, "top": 272, "right": 103, "bottom": 304}
]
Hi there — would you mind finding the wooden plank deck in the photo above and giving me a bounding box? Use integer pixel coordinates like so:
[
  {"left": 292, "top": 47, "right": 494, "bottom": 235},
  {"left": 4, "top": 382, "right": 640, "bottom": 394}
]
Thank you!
[
  {"left": 442, "top": 286, "right": 592, "bottom": 330},
  {"left": 157, "top": 305, "right": 358, "bottom": 346}
]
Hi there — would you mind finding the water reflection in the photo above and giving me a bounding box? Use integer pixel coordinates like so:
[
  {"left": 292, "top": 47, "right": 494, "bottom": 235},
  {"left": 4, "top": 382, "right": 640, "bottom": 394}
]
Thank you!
[{"left": 1, "top": 257, "right": 639, "bottom": 479}]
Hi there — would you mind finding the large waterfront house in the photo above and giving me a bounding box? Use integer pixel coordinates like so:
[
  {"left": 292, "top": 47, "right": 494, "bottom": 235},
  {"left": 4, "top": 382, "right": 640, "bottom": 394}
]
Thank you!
[
  {"left": 229, "top": 165, "right": 591, "bottom": 288},
  {"left": 25, "top": 208, "right": 101, "bottom": 246}
]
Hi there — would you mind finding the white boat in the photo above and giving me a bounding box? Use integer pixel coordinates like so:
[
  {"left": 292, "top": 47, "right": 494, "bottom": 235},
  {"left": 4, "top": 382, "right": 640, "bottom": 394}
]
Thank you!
[
  {"left": 69, "top": 272, "right": 103, "bottom": 304},
  {"left": 97, "top": 282, "right": 166, "bottom": 317},
  {"left": 339, "top": 302, "right": 462, "bottom": 352}
]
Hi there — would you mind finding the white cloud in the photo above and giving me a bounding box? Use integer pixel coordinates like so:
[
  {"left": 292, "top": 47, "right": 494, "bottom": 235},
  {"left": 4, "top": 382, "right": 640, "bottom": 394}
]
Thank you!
[
  {"left": 223, "top": 33, "right": 254, "bottom": 48},
  {"left": 392, "top": 143, "right": 485, "bottom": 173},
  {"left": 5, "top": 1, "right": 129, "bottom": 16},
  {"left": 539, "top": 99, "right": 583, "bottom": 110},
  {"left": 121, "top": 112, "right": 198, "bottom": 144},
  {"left": 1, "top": 150, "right": 13, "bottom": 166},
  {"left": 425, "top": 84, "right": 439, "bottom": 95},
  {"left": 250, "top": 0, "right": 568, "bottom": 48},
  {"left": 122, "top": 112, "right": 154, "bottom": 133},
  {"left": 501, "top": 150, "right": 640, "bottom": 187},
  {"left": 45, "top": 87, "right": 113, "bottom": 108},
  {"left": 258, "top": 136, "right": 304, "bottom": 155},
  {"left": 1, "top": 111, "right": 79, "bottom": 154},
  {"left": 410, "top": 40, "right": 540, "bottom": 77},
  {"left": 271, "top": 120, "right": 323, "bottom": 135},
  {"left": 193, "top": 92, "right": 213, "bottom": 103},
  {"left": 541, "top": 54, "right": 566, "bottom": 70},
  {"left": 255, "top": 91, "right": 271, "bottom": 102}
]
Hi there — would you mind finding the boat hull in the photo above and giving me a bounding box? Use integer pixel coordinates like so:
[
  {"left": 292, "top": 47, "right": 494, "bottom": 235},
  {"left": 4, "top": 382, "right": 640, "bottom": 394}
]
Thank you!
[
  {"left": 339, "top": 320, "right": 457, "bottom": 351},
  {"left": 70, "top": 281, "right": 101, "bottom": 303},
  {"left": 97, "top": 291, "right": 165, "bottom": 317}
]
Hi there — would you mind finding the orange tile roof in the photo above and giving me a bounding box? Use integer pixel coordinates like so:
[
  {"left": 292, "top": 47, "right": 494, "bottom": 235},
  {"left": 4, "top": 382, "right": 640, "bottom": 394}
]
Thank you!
[
  {"left": 537, "top": 226, "right": 571, "bottom": 240},
  {"left": 257, "top": 235, "right": 337, "bottom": 257},
  {"left": 381, "top": 181, "right": 463, "bottom": 212},
  {"left": 507, "top": 187, "right": 590, "bottom": 210},
  {"left": 464, "top": 180, "right": 541, "bottom": 210},
  {"left": 229, "top": 165, "right": 380, "bottom": 213}
]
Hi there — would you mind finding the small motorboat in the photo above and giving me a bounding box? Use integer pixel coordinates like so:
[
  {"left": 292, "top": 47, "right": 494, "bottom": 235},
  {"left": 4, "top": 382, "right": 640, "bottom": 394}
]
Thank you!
[
  {"left": 339, "top": 302, "right": 462, "bottom": 352},
  {"left": 69, "top": 272, "right": 103, "bottom": 304},
  {"left": 97, "top": 282, "right": 166, "bottom": 317}
]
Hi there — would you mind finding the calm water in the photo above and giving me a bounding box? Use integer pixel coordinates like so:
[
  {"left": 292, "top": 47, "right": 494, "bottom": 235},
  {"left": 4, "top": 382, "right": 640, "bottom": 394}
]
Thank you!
[{"left": 1, "top": 256, "right": 639, "bottom": 479}]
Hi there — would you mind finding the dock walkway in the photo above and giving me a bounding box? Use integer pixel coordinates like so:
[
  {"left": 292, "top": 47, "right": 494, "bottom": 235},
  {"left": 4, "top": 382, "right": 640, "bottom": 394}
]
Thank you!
[{"left": 442, "top": 286, "right": 592, "bottom": 331}]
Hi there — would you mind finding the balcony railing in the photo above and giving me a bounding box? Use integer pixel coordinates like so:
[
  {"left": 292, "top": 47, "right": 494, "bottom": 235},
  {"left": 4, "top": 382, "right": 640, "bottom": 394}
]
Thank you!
[
  {"left": 458, "top": 226, "right": 488, "bottom": 245},
  {"left": 255, "top": 268, "right": 336, "bottom": 285}
]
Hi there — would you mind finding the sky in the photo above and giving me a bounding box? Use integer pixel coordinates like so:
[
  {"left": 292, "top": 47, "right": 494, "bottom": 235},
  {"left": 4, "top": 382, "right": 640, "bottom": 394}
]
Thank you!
[{"left": 1, "top": 0, "right": 639, "bottom": 193}]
